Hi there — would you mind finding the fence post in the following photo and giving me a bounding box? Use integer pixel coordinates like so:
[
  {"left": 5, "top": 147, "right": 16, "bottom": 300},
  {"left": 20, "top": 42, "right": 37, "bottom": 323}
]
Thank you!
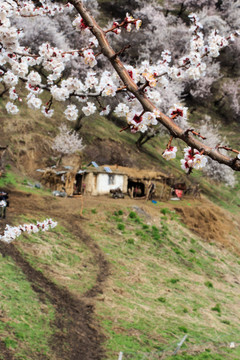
[
  {"left": 118, "top": 351, "right": 123, "bottom": 360},
  {"left": 172, "top": 334, "right": 188, "bottom": 355}
]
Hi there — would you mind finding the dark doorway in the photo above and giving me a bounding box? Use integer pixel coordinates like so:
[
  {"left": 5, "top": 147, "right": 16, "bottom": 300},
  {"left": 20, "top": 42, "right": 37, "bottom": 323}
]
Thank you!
[
  {"left": 75, "top": 174, "right": 83, "bottom": 194},
  {"left": 128, "top": 180, "right": 145, "bottom": 198}
]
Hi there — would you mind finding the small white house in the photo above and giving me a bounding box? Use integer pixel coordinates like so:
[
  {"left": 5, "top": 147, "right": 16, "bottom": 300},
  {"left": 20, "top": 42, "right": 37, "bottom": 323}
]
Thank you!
[{"left": 82, "top": 167, "right": 128, "bottom": 196}]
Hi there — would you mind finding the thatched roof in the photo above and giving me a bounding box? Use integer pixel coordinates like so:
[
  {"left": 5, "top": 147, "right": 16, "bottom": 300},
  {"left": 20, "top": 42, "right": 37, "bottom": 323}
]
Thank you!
[
  {"left": 103, "top": 165, "right": 171, "bottom": 181},
  {"left": 39, "top": 164, "right": 172, "bottom": 181}
]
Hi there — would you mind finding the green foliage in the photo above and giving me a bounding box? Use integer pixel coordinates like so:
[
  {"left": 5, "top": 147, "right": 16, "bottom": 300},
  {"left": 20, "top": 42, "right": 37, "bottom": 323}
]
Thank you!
[
  {"left": 0, "top": 256, "right": 55, "bottom": 358},
  {"left": 151, "top": 225, "right": 161, "bottom": 243},
  {"left": 169, "top": 278, "right": 180, "bottom": 284},
  {"left": 117, "top": 223, "right": 125, "bottom": 231},
  {"left": 178, "top": 325, "right": 188, "bottom": 333},
  {"left": 157, "top": 297, "right": 166, "bottom": 303},
  {"left": 128, "top": 211, "right": 137, "bottom": 219},
  {"left": 205, "top": 281, "right": 214, "bottom": 288},
  {"left": 0, "top": 171, "right": 17, "bottom": 187},
  {"left": 126, "top": 238, "right": 135, "bottom": 245},
  {"left": 221, "top": 320, "right": 230, "bottom": 325},
  {"left": 211, "top": 304, "right": 221, "bottom": 314},
  {"left": 161, "top": 208, "right": 171, "bottom": 215}
]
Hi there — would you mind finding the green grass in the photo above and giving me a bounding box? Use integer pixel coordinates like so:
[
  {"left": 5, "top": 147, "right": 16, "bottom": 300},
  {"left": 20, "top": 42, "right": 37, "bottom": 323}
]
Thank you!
[
  {"left": 0, "top": 255, "right": 55, "bottom": 359},
  {"left": 84, "top": 204, "right": 240, "bottom": 359},
  {"left": 0, "top": 171, "right": 17, "bottom": 187},
  {"left": 14, "top": 218, "right": 98, "bottom": 296}
]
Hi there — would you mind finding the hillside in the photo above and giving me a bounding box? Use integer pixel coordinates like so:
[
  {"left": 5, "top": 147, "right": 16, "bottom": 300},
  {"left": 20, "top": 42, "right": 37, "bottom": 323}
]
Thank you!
[
  {"left": 0, "top": 185, "right": 240, "bottom": 360},
  {"left": 1, "top": 0, "right": 240, "bottom": 359},
  {"left": 0, "top": 56, "right": 240, "bottom": 360}
]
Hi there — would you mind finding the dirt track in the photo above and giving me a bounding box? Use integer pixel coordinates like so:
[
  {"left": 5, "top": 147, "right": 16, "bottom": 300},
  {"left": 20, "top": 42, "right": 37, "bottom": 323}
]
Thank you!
[{"left": 0, "top": 189, "right": 110, "bottom": 360}]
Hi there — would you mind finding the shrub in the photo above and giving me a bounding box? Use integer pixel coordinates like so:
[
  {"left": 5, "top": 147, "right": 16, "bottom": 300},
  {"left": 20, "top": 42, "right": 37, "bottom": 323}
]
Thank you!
[
  {"left": 161, "top": 208, "right": 171, "bottom": 215},
  {"left": 126, "top": 238, "right": 135, "bottom": 245},
  {"left": 128, "top": 211, "right": 137, "bottom": 219},
  {"left": 170, "top": 278, "right": 180, "bottom": 284},
  {"left": 117, "top": 223, "right": 125, "bottom": 231},
  {"left": 157, "top": 297, "right": 166, "bottom": 303},
  {"left": 211, "top": 304, "right": 221, "bottom": 314},
  {"left": 205, "top": 281, "right": 214, "bottom": 288},
  {"left": 178, "top": 326, "right": 188, "bottom": 333}
]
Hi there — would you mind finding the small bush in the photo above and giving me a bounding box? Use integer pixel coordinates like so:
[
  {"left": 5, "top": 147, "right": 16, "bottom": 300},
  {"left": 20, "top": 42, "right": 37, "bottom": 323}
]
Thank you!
[
  {"left": 178, "top": 326, "right": 188, "bottom": 333},
  {"left": 135, "top": 230, "right": 148, "bottom": 241},
  {"left": 189, "top": 249, "right": 196, "bottom": 254},
  {"left": 134, "top": 216, "right": 142, "bottom": 224},
  {"left": 128, "top": 211, "right": 137, "bottom": 219},
  {"left": 91, "top": 208, "right": 97, "bottom": 214},
  {"left": 118, "top": 210, "right": 123, "bottom": 215},
  {"left": 221, "top": 320, "right": 230, "bottom": 325},
  {"left": 126, "top": 238, "right": 135, "bottom": 245},
  {"left": 205, "top": 281, "right": 214, "bottom": 288},
  {"left": 169, "top": 278, "right": 180, "bottom": 284},
  {"left": 142, "top": 224, "right": 149, "bottom": 230},
  {"left": 157, "top": 297, "right": 166, "bottom": 303},
  {"left": 117, "top": 223, "right": 125, "bottom": 231},
  {"left": 183, "top": 308, "right": 188, "bottom": 313},
  {"left": 161, "top": 208, "right": 171, "bottom": 215},
  {"left": 211, "top": 303, "right": 221, "bottom": 314},
  {"left": 173, "top": 248, "right": 182, "bottom": 255},
  {"left": 152, "top": 226, "right": 161, "bottom": 242}
]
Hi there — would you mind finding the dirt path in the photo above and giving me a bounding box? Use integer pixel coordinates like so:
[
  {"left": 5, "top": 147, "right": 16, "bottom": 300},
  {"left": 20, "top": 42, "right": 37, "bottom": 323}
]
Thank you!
[{"left": 0, "top": 189, "right": 110, "bottom": 360}]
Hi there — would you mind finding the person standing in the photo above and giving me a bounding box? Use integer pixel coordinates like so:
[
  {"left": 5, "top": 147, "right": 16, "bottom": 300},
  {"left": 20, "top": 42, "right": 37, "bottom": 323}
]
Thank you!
[{"left": 0, "top": 191, "right": 9, "bottom": 219}]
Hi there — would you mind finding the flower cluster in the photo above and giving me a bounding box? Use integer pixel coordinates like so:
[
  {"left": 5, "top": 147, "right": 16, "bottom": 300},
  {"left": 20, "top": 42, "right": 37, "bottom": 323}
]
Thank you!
[
  {"left": 181, "top": 147, "right": 208, "bottom": 172},
  {"left": 83, "top": 49, "right": 97, "bottom": 68},
  {"left": 125, "top": 111, "right": 158, "bottom": 133},
  {"left": 1, "top": 2, "right": 234, "bottom": 128},
  {"left": 124, "top": 13, "right": 142, "bottom": 32},
  {"left": 168, "top": 104, "right": 188, "bottom": 128},
  {"left": 0, "top": 218, "right": 58, "bottom": 244},
  {"left": 52, "top": 124, "right": 85, "bottom": 155},
  {"left": 64, "top": 104, "right": 79, "bottom": 121},
  {"left": 162, "top": 146, "right": 178, "bottom": 160},
  {"left": 0, "top": 0, "right": 239, "bottom": 175}
]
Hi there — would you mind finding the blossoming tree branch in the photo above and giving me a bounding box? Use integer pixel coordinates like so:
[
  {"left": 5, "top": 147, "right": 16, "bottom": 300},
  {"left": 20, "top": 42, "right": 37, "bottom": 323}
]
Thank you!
[{"left": 0, "top": 0, "right": 240, "bottom": 173}]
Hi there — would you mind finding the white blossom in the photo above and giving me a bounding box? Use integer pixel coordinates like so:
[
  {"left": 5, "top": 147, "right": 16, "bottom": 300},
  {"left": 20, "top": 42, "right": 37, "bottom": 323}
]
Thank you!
[
  {"left": 83, "top": 49, "right": 97, "bottom": 68},
  {"left": 162, "top": 146, "right": 178, "bottom": 160},
  {"left": 64, "top": 104, "right": 79, "bottom": 121},
  {"left": 82, "top": 102, "right": 97, "bottom": 116},
  {"left": 51, "top": 85, "right": 70, "bottom": 101},
  {"left": 27, "top": 71, "right": 42, "bottom": 86},
  {"left": 52, "top": 124, "right": 85, "bottom": 155},
  {"left": 100, "top": 105, "right": 111, "bottom": 116},
  {"left": 3, "top": 71, "right": 18, "bottom": 87},
  {"left": 41, "top": 106, "right": 54, "bottom": 118},
  {"left": 27, "top": 94, "right": 42, "bottom": 110},
  {"left": 0, "top": 218, "right": 57, "bottom": 244},
  {"left": 5, "top": 101, "right": 19, "bottom": 114},
  {"left": 9, "top": 87, "right": 18, "bottom": 100}
]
